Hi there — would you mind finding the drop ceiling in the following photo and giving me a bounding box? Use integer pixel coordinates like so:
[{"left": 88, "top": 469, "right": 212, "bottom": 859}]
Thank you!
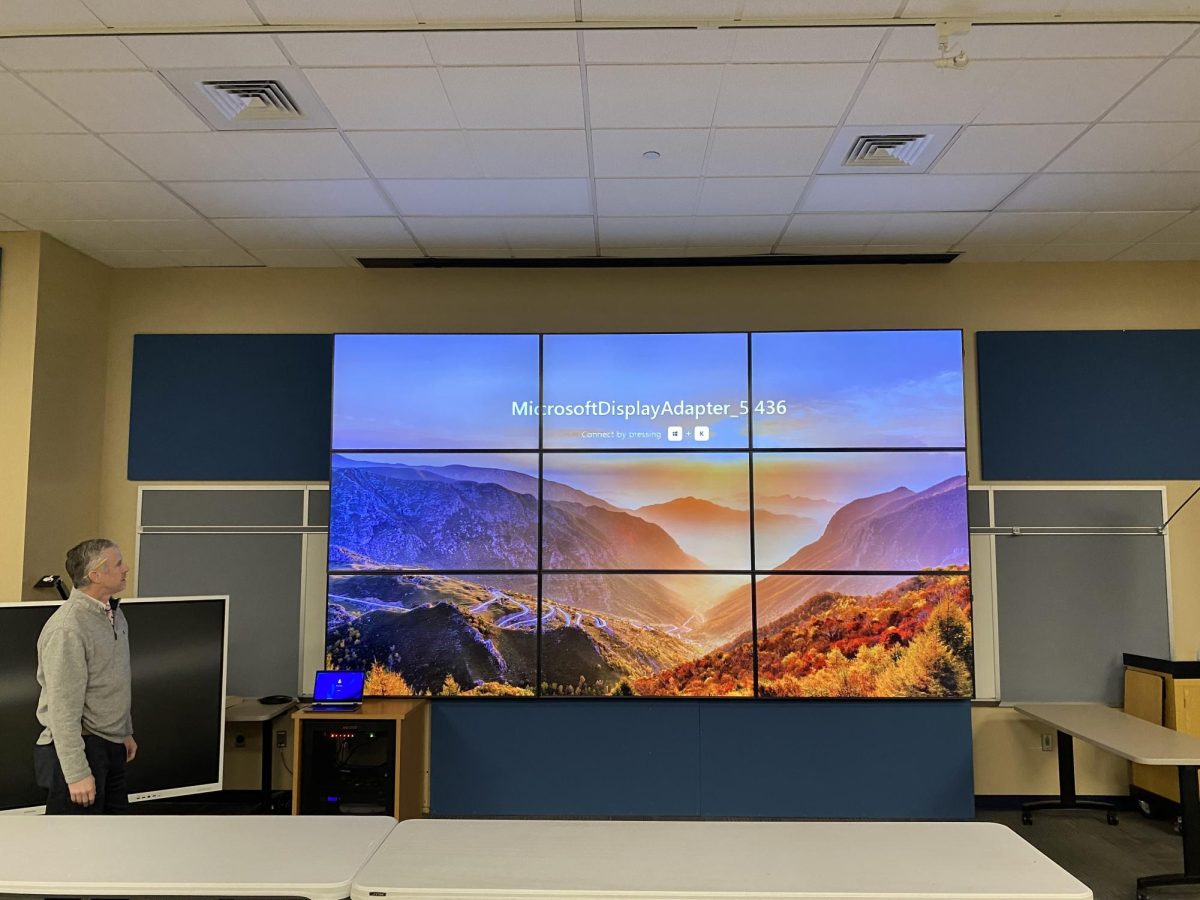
[{"left": 0, "top": 1, "right": 1199, "bottom": 266}]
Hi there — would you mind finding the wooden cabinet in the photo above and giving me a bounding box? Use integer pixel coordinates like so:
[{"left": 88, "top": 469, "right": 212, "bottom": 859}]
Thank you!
[
  {"left": 290, "top": 699, "right": 429, "bottom": 820},
  {"left": 1124, "top": 655, "right": 1200, "bottom": 806}
]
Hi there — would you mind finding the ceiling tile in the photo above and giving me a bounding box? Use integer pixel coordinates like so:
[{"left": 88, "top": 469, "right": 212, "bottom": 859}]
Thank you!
[
  {"left": 0, "top": 0, "right": 102, "bottom": 30},
  {"left": 740, "top": 0, "right": 903, "bottom": 16},
  {"left": 0, "top": 135, "right": 146, "bottom": 181},
  {"left": 684, "top": 245, "right": 774, "bottom": 256},
  {"left": 255, "top": 249, "right": 351, "bottom": 267},
  {"left": 509, "top": 248, "right": 597, "bottom": 257},
  {"left": 0, "top": 181, "right": 196, "bottom": 219},
  {"left": 1167, "top": 140, "right": 1200, "bottom": 171},
  {"left": 165, "top": 247, "right": 261, "bottom": 266},
  {"left": 850, "top": 60, "right": 1155, "bottom": 125},
  {"left": 122, "top": 35, "right": 289, "bottom": 69},
  {"left": 881, "top": 23, "right": 1195, "bottom": 60},
  {"left": 0, "top": 215, "right": 24, "bottom": 229},
  {"left": 466, "top": 131, "right": 590, "bottom": 178},
  {"left": 278, "top": 33, "right": 433, "bottom": 66},
  {"left": 0, "top": 37, "right": 143, "bottom": 70},
  {"left": 105, "top": 132, "right": 366, "bottom": 181},
  {"left": 960, "top": 211, "right": 1087, "bottom": 243},
  {"left": 410, "top": 0, "right": 576, "bottom": 23},
  {"left": 598, "top": 216, "right": 696, "bottom": 246},
  {"left": 348, "top": 130, "right": 477, "bottom": 180},
  {"left": 83, "top": 0, "right": 260, "bottom": 26},
  {"left": 403, "top": 217, "right": 511, "bottom": 248},
  {"left": 214, "top": 216, "right": 415, "bottom": 249},
  {"left": 349, "top": 131, "right": 479, "bottom": 179},
  {"left": 304, "top": 68, "right": 458, "bottom": 130},
  {"left": 696, "top": 176, "right": 807, "bottom": 214},
  {"left": 582, "top": 0, "right": 739, "bottom": 19},
  {"left": 0, "top": 74, "right": 86, "bottom": 134},
  {"left": 1142, "top": 210, "right": 1200, "bottom": 242},
  {"left": 1180, "top": 30, "right": 1200, "bottom": 55},
  {"left": 705, "top": 127, "right": 832, "bottom": 176},
  {"left": 254, "top": 0, "right": 417, "bottom": 24},
  {"left": 1001, "top": 173, "right": 1200, "bottom": 210},
  {"left": 1022, "top": 243, "right": 1128, "bottom": 261},
  {"left": 933, "top": 124, "right": 1087, "bottom": 174},
  {"left": 499, "top": 217, "right": 597, "bottom": 248},
  {"left": 800, "top": 173, "right": 1025, "bottom": 211},
  {"left": 425, "top": 247, "right": 513, "bottom": 257},
  {"left": 1114, "top": 243, "right": 1200, "bottom": 261},
  {"left": 586, "top": 65, "right": 724, "bottom": 128},
  {"left": 1047, "top": 123, "right": 1200, "bottom": 172},
  {"left": 425, "top": 31, "right": 579, "bottom": 65},
  {"left": 950, "top": 244, "right": 1041, "bottom": 262},
  {"left": 1106, "top": 60, "right": 1200, "bottom": 123},
  {"left": 21, "top": 218, "right": 239, "bottom": 251},
  {"left": 779, "top": 213, "right": 884, "bottom": 245},
  {"left": 24, "top": 72, "right": 206, "bottom": 133},
  {"left": 730, "top": 28, "right": 886, "bottom": 62},
  {"left": 86, "top": 249, "right": 175, "bottom": 267},
  {"left": 600, "top": 246, "right": 689, "bottom": 257},
  {"left": 168, "top": 180, "right": 392, "bottom": 218},
  {"left": 596, "top": 178, "right": 699, "bottom": 215},
  {"left": 592, "top": 129, "right": 710, "bottom": 177},
  {"left": 687, "top": 215, "right": 789, "bottom": 245},
  {"left": 901, "top": 0, "right": 1066, "bottom": 14},
  {"left": 715, "top": 64, "right": 867, "bottom": 127},
  {"left": 583, "top": 30, "right": 735, "bottom": 64},
  {"left": 384, "top": 178, "right": 592, "bottom": 215},
  {"left": 870, "top": 212, "right": 987, "bottom": 243},
  {"left": 441, "top": 67, "right": 584, "bottom": 129},
  {"left": 339, "top": 247, "right": 424, "bottom": 263},
  {"left": 1053, "top": 211, "right": 1187, "bottom": 243}
]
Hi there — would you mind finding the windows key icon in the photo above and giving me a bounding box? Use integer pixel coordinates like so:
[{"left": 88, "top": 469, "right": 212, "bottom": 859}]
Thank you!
[
  {"left": 694, "top": 425, "right": 710, "bottom": 442},
  {"left": 667, "top": 426, "right": 683, "bottom": 442}
]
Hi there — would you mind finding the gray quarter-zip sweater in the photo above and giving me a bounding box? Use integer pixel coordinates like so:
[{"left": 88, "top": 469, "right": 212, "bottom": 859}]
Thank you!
[{"left": 35, "top": 588, "right": 133, "bottom": 784}]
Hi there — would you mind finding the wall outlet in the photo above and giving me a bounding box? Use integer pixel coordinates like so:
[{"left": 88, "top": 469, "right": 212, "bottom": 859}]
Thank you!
[
  {"left": 1041, "top": 733, "right": 1054, "bottom": 752},
  {"left": 275, "top": 730, "right": 288, "bottom": 749}
]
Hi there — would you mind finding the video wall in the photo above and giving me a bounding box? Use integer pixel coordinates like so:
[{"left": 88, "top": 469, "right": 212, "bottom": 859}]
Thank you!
[{"left": 328, "top": 331, "right": 971, "bottom": 699}]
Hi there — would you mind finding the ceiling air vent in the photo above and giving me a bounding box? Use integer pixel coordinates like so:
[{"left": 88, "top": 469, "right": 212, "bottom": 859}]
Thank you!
[
  {"left": 200, "top": 80, "right": 302, "bottom": 123},
  {"left": 844, "top": 134, "right": 933, "bottom": 168},
  {"left": 817, "top": 125, "right": 962, "bottom": 175},
  {"left": 162, "top": 68, "right": 335, "bottom": 131}
]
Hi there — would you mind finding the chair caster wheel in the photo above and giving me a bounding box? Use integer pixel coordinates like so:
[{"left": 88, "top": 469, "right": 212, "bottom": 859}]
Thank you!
[
  {"left": 1106, "top": 811, "right": 1119, "bottom": 825},
  {"left": 1021, "top": 812, "right": 1033, "bottom": 825}
]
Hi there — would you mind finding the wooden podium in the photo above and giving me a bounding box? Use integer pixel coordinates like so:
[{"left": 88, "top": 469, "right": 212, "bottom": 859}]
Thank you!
[{"left": 291, "top": 699, "right": 429, "bottom": 819}]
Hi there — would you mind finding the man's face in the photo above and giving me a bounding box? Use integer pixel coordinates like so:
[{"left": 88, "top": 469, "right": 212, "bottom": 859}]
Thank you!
[{"left": 90, "top": 547, "right": 128, "bottom": 595}]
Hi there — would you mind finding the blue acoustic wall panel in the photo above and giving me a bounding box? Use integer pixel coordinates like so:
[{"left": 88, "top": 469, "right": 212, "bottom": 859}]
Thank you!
[
  {"left": 431, "top": 700, "right": 973, "bottom": 819},
  {"left": 129, "top": 334, "right": 333, "bottom": 481},
  {"left": 978, "top": 330, "right": 1200, "bottom": 481}
]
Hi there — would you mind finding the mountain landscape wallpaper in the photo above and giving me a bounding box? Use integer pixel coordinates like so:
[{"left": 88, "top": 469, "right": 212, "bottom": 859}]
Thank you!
[{"left": 328, "top": 331, "right": 971, "bottom": 699}]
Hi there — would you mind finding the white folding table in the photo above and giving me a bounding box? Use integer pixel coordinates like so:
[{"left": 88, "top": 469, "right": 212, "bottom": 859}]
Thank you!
[
  {"left": 0, "top": 816, "right": 395, "bottom": 899},
  {"left": 1015, "top": 703, "right": 1200, "bottom": 900},
  {"left": 351, "top": 819, "right": 1091, "bottom": 900}
]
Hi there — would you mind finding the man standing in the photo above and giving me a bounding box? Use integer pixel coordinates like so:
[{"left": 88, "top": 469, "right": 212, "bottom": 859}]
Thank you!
[{"left": 35, "top": 539, "right": 137, "bottom": 814}]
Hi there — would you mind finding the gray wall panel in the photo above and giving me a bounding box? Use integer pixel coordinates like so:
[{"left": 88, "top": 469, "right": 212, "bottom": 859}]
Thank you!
[
  {"left": 993, "top": 490, "right": 1162, "bottom": 528},
  {"left": 141, "top": 489, "right": 304, "bottom": 527},
  {"left": 307, "top": 489, "right": 330, "bottom": 526},
  {"left": 968, "top": 489, "right": 991, "bottom": 527},
  {"left": 996, "top": 533, "right": 1170, "bottom": 703},
  {"left": 138, "top": 533, "right": 302, "bottom": 696}
]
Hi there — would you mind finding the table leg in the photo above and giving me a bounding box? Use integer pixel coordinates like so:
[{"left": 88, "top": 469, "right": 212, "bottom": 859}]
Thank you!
[
  {"left": 1136, "top": 765, "right": 1200, "bottom": 899},
  {"left": 1021, "top": 732, "right": 1119, "bottom": 826},
  {"left": 260, "top": 719, "right": 274, "bottom": 812}
]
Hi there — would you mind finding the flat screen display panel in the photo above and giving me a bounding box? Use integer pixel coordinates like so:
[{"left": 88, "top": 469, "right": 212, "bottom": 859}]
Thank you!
[
  {"left": 0, "top": 596, "right": 227, "bottom": 813},
  {"left": 328, "top": 331, "right": 970, "bottom": 700}
]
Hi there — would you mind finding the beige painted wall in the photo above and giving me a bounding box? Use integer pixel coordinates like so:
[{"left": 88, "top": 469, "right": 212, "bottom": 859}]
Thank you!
[
  {"left": 66, "top": 258, "right": 1200, "bottom": 794},
  {"left": 0, "top": 232, "right": 42, "bottom": 600},
  {"left": 20, "top": 238, "right": 112, "bottom": 600}
]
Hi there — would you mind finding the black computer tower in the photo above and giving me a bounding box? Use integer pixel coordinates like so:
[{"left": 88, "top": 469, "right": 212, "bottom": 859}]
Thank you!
[{"left": 297, "top": 719, "right": 396, "bottom": 816}]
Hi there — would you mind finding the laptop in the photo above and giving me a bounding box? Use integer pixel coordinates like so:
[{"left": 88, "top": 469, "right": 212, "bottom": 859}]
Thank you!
[{"left": 309, "top": 670, "right": 365, "bottom": 712}]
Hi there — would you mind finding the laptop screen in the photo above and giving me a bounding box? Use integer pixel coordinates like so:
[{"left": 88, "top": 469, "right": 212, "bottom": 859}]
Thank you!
[{"left": 313, "top": 670, "right": 365, "bottom": 702}]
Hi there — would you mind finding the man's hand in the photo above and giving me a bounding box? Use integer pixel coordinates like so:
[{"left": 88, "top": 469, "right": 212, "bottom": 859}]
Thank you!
[
  {"left": 68, "top": 774, "right": 96, "bottom": 806},
  {"left": 124, "top": 735, "right": 137, "bottom": 763}
]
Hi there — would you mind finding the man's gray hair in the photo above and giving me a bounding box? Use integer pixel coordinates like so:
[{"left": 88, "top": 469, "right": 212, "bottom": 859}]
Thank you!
[{"left": 65, "top": 538, "right": 118, "bottom": 588}]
